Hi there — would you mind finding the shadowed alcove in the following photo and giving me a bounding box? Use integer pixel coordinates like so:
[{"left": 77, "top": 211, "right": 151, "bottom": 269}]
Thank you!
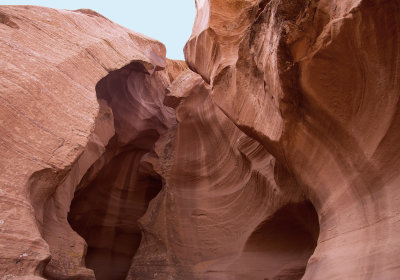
[
  {"left": 228, "top": 201, "right": 320, "bottom": 280},
  {"left": 67, "top": 144, "right": 162, "bottom": 280},
  {"left": 66, "top": 60, "right": 173, "bottom": 280}
]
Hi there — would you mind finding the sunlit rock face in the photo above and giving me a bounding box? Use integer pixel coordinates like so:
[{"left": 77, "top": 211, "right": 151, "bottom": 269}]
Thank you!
[
  {"left": 0, "top": 5, "right": 172, "bottom": 280},
  {"left": 0, "top": 1, "right": 399, "bottom": 280}
]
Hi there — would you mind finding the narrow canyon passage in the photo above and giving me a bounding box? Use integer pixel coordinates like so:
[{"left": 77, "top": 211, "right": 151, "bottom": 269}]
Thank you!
[
  {"left": 68, "top": 144, "right": 162, "bottom": 280},
  {"left": 63, "top": 60, "right": 175, "bottom": 280},
  {"left": 1, "top": 2, "right": 399, "bottom": 280}
]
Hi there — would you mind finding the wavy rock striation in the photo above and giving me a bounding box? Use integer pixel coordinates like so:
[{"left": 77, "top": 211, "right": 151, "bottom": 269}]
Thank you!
[
  {"left": 184, "top": 0, "right": 400, "bottom": 279},
  {"left": 0, "top": 1, "right": 399, "bottom": 280},
  {"left": 0, "top": 5, "right": 173, "bottom": 280},
  {"left": 127, "top": 68, "right": 318, "bottom": 280},
  {"left": 67, "top": 61, "right": 175, "bottom": 280}
]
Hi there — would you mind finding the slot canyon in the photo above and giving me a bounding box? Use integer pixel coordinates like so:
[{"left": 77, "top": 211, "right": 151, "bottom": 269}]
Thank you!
[{"left": 0, "top": 1, "right": 399, "bottom": 280}]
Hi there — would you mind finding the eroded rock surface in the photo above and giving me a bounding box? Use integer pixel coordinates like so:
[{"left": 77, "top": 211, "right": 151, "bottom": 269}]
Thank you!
[
  {"left": 67, "top": 61, "right": 175, "bottom": 280},
  {"left": 0, "top": 5, "right": 171, "bottom": 280},
  {"left": 0, "top": 1, "right": 399, "bottom": 280},
  {"left": 127, "top": 66, "right": 316, "bottom": 280},
  {"left": 184, "top": 0, "right": 400, "bottom": 279}
]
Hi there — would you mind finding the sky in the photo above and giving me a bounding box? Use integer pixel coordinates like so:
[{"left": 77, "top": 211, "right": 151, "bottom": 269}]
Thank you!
[{"left": 1, "top": 1, "right": 196, "bottom": 60}]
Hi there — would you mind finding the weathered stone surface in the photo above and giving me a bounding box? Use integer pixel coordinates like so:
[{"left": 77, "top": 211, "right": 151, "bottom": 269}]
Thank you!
[
  {"left": 1, "top": 1, "right": 400, "bottom": 280},
  {"left": 165, "top": 59, "right": 188, "bottom": 83},
  {"left": 0, "top": 5, "right": 170, "bottom": 280},
  {"left": 68, "top": 61, "right": 175, "bottom": 280},
  {"left": 184, "top": 0, "right": 400, "bottom": 279},
  {"left": 127, "top": 68, "right": 317, "bottom": 280}
]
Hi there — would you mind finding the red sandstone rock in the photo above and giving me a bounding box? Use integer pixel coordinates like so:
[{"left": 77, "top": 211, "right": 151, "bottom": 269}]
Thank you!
[
  {"left": 127, "top": 67, "right": 314, "bottom": 280},
  {"left": 165, "top": 59, "right": 189, "bottom": 82},
  {"left": 184, "top": 0, "right": 400, "bottom": 279},
  {"left": 0, "top": 1, "right": 400, "bottom": 280},
  {"left": 0, "top": 5, "right": 171, "bottom": 280}
]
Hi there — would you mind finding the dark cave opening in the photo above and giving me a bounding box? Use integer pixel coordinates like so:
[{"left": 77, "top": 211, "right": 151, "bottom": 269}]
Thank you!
[
  {"left": 67, "top": 145, "right": 162, "bottom": 280},
  {"left": 229, "top": 201, "right": 320, "bottom": 280},
  {"left": 65, "top": 59, "right": 171, "bottom": 280}
]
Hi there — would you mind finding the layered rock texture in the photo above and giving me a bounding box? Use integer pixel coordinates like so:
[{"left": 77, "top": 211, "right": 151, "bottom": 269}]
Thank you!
[
  {"left": 0, "top": 1, "right": 399, "bottom": 280},
  {"left": 0, "top": 5, "right": 172, "bottom": 280}
]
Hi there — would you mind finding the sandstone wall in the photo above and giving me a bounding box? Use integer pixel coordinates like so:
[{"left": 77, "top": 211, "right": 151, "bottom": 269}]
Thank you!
[
  {"left": 0, "top": 5, "right": 171, "bottom": 280},
  {"left": 184, "top": 0, "right": 400, "bottom": 279},
  {"left": 0, "top": 1, "right": 399, "bottom": 280}
]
